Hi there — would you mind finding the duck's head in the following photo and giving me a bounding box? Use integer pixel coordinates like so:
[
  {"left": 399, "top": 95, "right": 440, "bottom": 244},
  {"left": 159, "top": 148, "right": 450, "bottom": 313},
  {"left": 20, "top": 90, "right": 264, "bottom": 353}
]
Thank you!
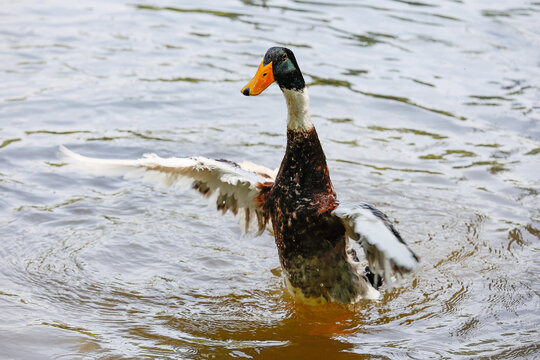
[{"left": 241, "top": 47, "right": 305, "bottom": 96}]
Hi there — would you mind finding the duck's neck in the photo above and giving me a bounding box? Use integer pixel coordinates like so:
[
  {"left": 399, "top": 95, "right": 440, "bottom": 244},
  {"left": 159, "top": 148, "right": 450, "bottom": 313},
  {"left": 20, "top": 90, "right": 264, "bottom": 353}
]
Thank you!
[
  {"left": 278, "top": 126, "right": 335, "bottom": 201},
  {"left": 276, "top": 87, "right": 334, "bottom": 196},
  {"left": 283, "top": 88, "right": 313, "bottom": 131}
]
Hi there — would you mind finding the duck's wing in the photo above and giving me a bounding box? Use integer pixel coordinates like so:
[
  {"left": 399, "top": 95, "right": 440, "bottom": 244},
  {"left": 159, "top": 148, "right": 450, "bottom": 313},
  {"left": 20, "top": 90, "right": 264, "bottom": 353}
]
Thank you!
[
  {"left": 59, "top": 145, "right": 274, "bottom": 235},
  {"left": 236, "top": 160, "right": 278, "bottom": 181},
  {"left": 332, "top": 202, "right": 419, "bottom": 289}
]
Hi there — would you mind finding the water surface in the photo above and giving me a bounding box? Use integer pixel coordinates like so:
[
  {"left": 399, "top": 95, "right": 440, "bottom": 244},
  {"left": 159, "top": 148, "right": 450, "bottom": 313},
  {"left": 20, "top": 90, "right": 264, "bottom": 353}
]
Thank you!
[{"left": 1, "top": 0, "right": 539, "bottom": 358}]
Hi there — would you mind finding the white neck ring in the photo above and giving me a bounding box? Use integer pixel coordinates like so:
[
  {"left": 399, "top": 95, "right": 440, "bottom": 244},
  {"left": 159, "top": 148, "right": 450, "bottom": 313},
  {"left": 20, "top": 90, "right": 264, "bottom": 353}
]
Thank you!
[{"left": 283, "top": 88, "right": 313, "bottom": 131}]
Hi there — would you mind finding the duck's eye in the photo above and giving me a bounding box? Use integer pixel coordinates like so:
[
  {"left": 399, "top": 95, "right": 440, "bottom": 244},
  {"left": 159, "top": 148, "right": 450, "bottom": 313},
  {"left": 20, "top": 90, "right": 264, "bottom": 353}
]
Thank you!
[{"left": 281, "top": 53, "right": 287, "bottom": 61}]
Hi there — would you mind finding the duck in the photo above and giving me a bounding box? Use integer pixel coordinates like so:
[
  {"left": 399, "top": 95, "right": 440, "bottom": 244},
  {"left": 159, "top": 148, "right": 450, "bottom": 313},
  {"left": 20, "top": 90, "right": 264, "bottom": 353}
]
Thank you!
[{"left": 60, "top": 46, "right": 419, "bottom": 305}]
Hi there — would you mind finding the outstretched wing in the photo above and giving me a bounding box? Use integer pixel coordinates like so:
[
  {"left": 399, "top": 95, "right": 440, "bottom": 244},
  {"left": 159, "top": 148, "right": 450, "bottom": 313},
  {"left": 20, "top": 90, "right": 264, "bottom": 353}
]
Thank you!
[
  {"left": 59, "top": 145, "right": 274, "bottom": 234},
  {"left": 332, "top": 202, "right": 419, "bottom": 288}
]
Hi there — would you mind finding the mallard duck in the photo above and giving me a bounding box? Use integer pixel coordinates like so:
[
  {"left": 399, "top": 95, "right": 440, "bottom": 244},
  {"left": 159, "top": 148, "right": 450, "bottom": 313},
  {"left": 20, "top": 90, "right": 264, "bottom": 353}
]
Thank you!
[{"left": 60, "top": 47, "right": 419, "bottom": 305}]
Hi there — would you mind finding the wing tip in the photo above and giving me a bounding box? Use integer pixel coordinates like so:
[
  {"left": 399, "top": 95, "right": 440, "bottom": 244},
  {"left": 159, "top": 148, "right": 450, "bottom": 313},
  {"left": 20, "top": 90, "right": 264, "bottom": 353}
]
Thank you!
[
  {"left": 58, "top": 144, "right": 86, "bottom": 164},
  {"left": 58, "top": 144, "right": 72, "bottom": 157}
]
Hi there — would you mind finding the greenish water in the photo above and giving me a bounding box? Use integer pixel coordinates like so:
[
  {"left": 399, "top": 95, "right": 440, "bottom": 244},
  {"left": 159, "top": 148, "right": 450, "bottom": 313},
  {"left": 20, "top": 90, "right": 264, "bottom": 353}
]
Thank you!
[{"left": 1, "top": 0, "right": 539, "bottom": 358}]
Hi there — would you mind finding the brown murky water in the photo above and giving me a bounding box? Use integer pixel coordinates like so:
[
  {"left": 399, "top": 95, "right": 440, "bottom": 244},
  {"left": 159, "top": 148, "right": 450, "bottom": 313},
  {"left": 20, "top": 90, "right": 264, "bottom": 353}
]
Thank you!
[{"left": 1, "top": 0, "right": 539, "bottom": 358}]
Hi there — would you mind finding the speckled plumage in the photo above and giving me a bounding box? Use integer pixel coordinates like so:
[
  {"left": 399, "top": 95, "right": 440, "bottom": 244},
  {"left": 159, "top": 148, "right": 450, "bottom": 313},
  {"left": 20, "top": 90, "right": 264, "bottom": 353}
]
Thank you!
[{"left": 256, "top": 128, "right": 374, "bottom": 303}]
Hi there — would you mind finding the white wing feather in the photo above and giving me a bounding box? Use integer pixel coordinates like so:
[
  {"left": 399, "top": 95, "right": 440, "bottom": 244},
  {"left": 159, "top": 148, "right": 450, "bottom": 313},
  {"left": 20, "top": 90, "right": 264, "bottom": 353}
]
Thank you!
[
  {"left": 333, "top": 203, "right": 419, "bottom": 289},
  {"left": 59, "top": 145, "right": 274, "bottom": 234}
]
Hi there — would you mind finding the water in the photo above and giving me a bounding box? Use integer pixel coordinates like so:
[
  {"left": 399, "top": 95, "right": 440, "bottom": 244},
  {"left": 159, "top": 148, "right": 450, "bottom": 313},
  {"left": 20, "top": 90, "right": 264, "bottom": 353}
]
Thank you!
[{"left": 1, "top": 0, "right": 539, "bottom": 358}]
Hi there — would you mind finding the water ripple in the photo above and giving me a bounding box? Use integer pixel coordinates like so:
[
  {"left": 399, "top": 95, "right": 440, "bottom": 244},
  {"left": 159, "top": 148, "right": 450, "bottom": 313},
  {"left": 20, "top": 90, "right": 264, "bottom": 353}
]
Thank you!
[{"left": 1, "top": 0, "right": 539, "bottom": 358}]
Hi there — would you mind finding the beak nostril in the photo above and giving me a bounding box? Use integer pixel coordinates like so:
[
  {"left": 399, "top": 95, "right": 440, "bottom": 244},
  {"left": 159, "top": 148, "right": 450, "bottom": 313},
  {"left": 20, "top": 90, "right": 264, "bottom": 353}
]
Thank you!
[{"left": 242, "top": 88, "right": 250, "bottom": 96}]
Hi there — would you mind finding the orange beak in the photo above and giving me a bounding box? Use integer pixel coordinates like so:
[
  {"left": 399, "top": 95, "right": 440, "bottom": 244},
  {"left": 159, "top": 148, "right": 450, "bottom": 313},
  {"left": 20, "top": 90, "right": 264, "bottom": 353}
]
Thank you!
[{"left": 241, "top": 61, "right": 274, "bottom": 96}]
